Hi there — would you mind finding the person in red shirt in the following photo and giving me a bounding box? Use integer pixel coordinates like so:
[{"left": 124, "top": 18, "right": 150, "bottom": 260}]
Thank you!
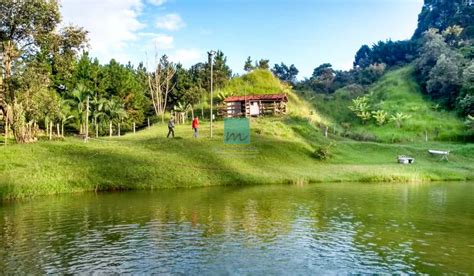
[{"left": 192, "top": 116, "right": 199, "bottom": 138}]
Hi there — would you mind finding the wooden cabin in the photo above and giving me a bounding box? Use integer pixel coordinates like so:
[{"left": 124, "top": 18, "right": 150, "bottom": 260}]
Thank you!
[{"left": 220, "top": 94, "right": 288, "bottom": 118}]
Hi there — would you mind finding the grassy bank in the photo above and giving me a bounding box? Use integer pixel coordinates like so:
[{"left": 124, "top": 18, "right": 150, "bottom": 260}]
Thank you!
[{"left": 1, "top": 118, "right": 473, "bottom": 200}]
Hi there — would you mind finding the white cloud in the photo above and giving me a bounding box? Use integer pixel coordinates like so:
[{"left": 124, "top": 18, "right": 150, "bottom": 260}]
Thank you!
[
  {"left": 60, "top": 0, "right": 144, "bottom": 63},
  {"left": 147, "top": 0, "right": 167, "bottom": 6},
  {"left": 152, "top": 34, "right": 174, "bottom": 50},
  {"left": 156, "top": 14, "right": 185, "bottom": 31},
  {"left": 169, "top": 49, "right": 203, "bottom": 67}
]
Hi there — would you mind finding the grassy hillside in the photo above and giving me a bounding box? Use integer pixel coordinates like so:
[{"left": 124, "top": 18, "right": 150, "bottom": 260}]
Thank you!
[
  {"left": 216, "top": 69, "right": 290, "bottom": 98},
  {"left": 1, "top": 67, "right": 473, "bottom": 201},
  {"left": 304, "top": 67, "right": 469, "bottom": 143},
  {"left": 1, "top": 119, "right": 473, "bottom": 201}
]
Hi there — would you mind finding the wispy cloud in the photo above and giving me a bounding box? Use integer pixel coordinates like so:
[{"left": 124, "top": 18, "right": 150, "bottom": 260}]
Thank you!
[
  {"left": 152, "top": 34, "right": 174, "bottom": 50},
  {"left": 156, "top": 13, "right": 186, "bottom": 31},
  {"left": 169, "top": 49, "right": 203, "bottom": 67}
]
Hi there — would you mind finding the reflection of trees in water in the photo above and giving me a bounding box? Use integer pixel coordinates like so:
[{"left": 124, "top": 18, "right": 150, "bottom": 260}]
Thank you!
[{"left": 0, "top": 182, "right": 473, "bottom": 273}]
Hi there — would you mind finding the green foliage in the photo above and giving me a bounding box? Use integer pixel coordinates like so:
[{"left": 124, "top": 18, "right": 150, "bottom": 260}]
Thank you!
[
  {"left": 371, "top": 110, "right": 388, "bottom": 126},
  {"left": 244, "top": 56, "right": 254, "bottom": 72},
  {"left": 256, "top": 59, "right": 270, "bottom": 70},
  {"left": 390, "top": 112, "right": 412, "bottom": 128},
  {"left": 271, "top": 63, "right": 299, "bottom": 84},
  {"left": 349, "top": 96, "right": 371, "bottom": 123},
  {"left": 414, "top": 0, "right": 474, "bottom": 39},
  {"left": 312, "top": 142, "right": 335, "bottom": 160},
  {"left": 354, "top": 40, "right": 416, "bottom": 68},
  {"left": 415, "top": 27, "right": 469, "bottom": 110},
  {"left": 465, "top": 115, "right": 474, "bottom": 130}
]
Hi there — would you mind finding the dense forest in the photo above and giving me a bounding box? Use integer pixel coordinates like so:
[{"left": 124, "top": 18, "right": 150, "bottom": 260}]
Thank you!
[{"left": 0, "top": 0, "right": 473, "bottom": 143}]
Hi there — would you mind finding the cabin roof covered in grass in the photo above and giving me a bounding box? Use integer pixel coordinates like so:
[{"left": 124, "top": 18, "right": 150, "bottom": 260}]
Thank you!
[{"left": 224, "top": 93, "right": 288, "bottom": 102}]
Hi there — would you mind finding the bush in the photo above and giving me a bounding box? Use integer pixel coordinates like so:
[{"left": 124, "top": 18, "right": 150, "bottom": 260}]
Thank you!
[{"left": 312, "top": 142, "right": 335, "bottom": 160}]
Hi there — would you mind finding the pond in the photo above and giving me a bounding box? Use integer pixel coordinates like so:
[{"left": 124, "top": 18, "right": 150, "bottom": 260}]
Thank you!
[{"left": 0, "top": 182, "right": 473, "bottom": 274}]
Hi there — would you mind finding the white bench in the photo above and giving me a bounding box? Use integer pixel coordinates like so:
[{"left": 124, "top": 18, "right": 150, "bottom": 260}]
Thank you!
[
  {"left": 428, "top": 150, "right": 449, "bottom": 161},
  {"left": 398, "top": 155, "right": 415, "bottom": 164}
]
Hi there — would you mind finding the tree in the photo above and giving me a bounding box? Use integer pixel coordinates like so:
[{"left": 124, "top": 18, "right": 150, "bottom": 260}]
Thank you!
[
  {"left": 354, "top": 45, "right": 372, "bottom": 68},
  {"left": 0, "top": 0, "right": 61, "bottom": 142},
  {"left": 457, "top": 61, "right": 474, "bottom": 116},
  {"left": 426, "top": 53, "right": 463, "bottom": 107},
  {"left": 413, "top": 0, "right": 474, "bottom": 39},
  {"left": 311, "top": 63, "right": 335, "bottom": 93},
  {"left": 70, "top": 84, "right": 92, "bottom": 135},
  {"left": 442, "top": 25, "right": 464, "bottom": 46},
  {"left": 211, "top": 50, "right": 232, "bottom": 88},
  {"left": 244, "top": 56, "right": 254, "bottom": 72},
  {"left": 105, "top": 98, "right": 127, "bottom": 136},
  {"left": 256, "top": 59, "right": 270, "bottom": 70},
  {"left": 271, "top": 63, "right": 299, "bottom": 84},
  {"left": 148, "top": 55, "right": 176, "bottom": 123},
  {"left": 59, "top": 99, "right": 74, "bottom": 137},
  {"left": 91, "top": 95, "right": 106, "bottom": 137}
]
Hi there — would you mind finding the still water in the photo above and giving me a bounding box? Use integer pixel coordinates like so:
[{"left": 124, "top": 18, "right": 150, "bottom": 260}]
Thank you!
[{"left": 0, "top": 182, "right": 473, "bottom": 274}]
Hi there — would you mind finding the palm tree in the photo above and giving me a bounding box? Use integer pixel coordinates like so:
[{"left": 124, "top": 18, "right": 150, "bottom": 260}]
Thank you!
[
  {"left": 91, "top": 95, "right": 106, "bottom": 137},
  {"left": 70, "top": 84, "right": 92, "bottom": 134},
  {"left": 59, "top": 99, "right": 74, "bottom": 137},
  {"left": 173, "top": 101, "right": 190, "bottom": 124},
  {"left": 105, "top": 99, "right": 127, "bottom": 137}
]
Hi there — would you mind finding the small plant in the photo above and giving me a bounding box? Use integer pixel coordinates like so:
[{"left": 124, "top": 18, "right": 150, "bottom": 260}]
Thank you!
[
  {"left": 312, "top": 142, "right": 335, "bottom": 160},
  {"left": 465, "top": 115, "right": 474, "bottom": 130},
  {"left": 349, "top": 96, "right": 371, "bottom": 124},
  {"left": 390, "top": 112, "right": 411, "bottom": 128},
  {"left": 371, "top": 110, "right": 388, "bottom": 126}
]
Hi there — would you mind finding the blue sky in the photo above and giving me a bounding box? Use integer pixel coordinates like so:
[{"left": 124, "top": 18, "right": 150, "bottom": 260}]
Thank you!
[{"left": 61, "top": 0, "right": 424, "bottom": 78}]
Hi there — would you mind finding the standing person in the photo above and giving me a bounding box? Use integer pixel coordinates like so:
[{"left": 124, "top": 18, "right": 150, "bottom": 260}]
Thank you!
[
  {"left": 192, "top": 116, "right": 199, "bottom": 138},
  {"left": 167, "top": 117, "right": 175, "bottom": 138}
]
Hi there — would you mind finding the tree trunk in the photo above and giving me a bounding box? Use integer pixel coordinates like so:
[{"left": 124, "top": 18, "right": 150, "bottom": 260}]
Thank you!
[
  {"left": 61, "top": 122, "right": 64, "bottom": 137},
  {"left": 133, "top": 122, "right": 136, "bottom": 134},
  {"left": 147, "top": 118, "right": 150, "bottom": 128},
  {"left": 85, "top": 96, "right": 89, "bottom": 142},
  {"left": 56, "top": 123, "right": 60, "bottom": 137},
  {"left": 95, "top": 116, "right": 99, "bottom": 138},
  {"left": 4, "top": 120, "right": 8, "bottom": 146},
  {"left": 49, "top": 123, "right": 52, "bottom": 140},
  {"left": 109, "top": 121, "right": 112, "bottom": 137},
  {"left": 118, "top": 123, "right": 121, "bottom": 137}
]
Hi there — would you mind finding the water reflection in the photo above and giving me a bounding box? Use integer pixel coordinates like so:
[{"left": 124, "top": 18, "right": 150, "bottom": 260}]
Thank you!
[{"left": 0, "top": 182, "right": 473, "bottom": 274}]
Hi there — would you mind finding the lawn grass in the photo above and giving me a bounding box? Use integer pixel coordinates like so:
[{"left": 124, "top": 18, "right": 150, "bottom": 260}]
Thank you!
[{"left": 1, "top": 118, "right": 473, "bottom": 201}]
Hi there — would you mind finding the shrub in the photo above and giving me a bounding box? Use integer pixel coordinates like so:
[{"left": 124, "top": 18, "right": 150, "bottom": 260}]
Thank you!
[
  {"left": 371, "top": 110, "right": 388, "bottom": 126},
  {"left": 390, "top": 112, "right": 411, "bottom": 128},
  {"left": 349, "top": 96, "right": 371, "bottom": 124},
  {"left": 312, "top": 142, "right": 335, "bottom": 160}
]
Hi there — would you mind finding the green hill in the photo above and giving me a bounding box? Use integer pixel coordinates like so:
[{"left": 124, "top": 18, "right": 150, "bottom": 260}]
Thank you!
[{"left": 304, "top": 66, "right": 469, "bottom": 143}]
